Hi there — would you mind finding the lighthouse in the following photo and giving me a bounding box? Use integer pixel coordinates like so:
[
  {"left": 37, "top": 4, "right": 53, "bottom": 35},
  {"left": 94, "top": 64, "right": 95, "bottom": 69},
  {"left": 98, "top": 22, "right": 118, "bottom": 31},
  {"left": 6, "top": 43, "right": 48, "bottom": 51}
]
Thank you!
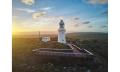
[{"left": 58, "top": 20, "right": 66, "bottom": 44}]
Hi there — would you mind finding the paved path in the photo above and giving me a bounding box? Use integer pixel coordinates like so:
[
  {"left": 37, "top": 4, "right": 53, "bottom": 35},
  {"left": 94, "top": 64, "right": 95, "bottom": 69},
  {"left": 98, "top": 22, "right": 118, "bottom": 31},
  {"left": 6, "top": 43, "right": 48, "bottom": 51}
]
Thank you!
[
  {"left": 67, "top": 43, "right": 80, "bottom": 53},
  {"left": 67, "top": 43, "right": 94, "bottom": 55}
]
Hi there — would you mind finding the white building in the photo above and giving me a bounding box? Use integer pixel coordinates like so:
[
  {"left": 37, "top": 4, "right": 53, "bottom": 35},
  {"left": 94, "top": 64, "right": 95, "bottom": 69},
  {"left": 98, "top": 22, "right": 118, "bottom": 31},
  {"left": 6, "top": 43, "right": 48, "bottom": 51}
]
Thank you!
[
  {"left": 58, "top": 20, "right": 66, "bottom": 43},
  {"left": 42, "top": 36, "right": 50, "bottom": 42}
]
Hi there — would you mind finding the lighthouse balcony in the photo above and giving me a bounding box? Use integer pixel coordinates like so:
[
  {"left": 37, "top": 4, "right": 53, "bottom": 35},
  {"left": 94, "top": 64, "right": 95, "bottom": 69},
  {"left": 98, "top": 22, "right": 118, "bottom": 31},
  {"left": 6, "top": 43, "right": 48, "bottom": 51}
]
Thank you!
[{"left": 58, "top": 29, "right": 66, "bottom": 31}]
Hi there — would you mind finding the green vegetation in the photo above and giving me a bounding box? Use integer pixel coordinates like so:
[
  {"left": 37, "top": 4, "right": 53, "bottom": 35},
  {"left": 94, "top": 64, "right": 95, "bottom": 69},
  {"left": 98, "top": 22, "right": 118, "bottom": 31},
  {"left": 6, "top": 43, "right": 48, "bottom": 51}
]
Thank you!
[
  {"left": 12, "top": 38, "right": 74, "bottom": 72},
  {"left": 67, "top": 32, "right": 108, "bottom": 72},
  {"left": 13, "top": 32, "right": 108, "bottom": 72}
]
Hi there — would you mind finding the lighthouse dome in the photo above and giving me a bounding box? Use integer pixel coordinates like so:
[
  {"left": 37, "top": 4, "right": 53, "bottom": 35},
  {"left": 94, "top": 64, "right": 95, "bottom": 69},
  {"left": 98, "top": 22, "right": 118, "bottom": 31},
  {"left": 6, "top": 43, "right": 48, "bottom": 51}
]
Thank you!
[{"left": 59, "top": 20, "right": 64, "bottom": 28}]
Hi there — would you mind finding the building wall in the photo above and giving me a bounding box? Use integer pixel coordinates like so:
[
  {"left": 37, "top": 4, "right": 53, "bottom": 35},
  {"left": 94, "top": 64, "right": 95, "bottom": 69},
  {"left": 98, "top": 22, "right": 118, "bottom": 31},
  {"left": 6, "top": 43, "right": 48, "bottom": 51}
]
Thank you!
[{"left": 58, "top": 29, "right": 66, "bottom": 43}]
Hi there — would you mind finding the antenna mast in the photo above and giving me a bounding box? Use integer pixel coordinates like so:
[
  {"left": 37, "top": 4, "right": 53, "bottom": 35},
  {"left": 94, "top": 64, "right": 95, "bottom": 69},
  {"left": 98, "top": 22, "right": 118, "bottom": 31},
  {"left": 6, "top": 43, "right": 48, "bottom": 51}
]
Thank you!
[{"left": 39, "top": 31, "right": 41, "bottom": 41}]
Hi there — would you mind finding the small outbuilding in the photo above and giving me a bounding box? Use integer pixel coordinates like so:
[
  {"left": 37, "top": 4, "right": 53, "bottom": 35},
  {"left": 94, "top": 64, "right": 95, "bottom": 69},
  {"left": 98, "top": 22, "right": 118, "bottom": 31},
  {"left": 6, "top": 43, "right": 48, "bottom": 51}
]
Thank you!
[{"left": 42, "top": 36, "right": 50, "bottom": 42}]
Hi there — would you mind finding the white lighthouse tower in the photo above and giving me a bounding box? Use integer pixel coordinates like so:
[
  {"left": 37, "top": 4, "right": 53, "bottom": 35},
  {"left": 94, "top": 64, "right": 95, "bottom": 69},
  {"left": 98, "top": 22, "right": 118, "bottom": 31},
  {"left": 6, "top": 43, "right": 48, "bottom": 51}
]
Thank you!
[{"left": 58, "top": 20, "right": 66, "bottom": 44}]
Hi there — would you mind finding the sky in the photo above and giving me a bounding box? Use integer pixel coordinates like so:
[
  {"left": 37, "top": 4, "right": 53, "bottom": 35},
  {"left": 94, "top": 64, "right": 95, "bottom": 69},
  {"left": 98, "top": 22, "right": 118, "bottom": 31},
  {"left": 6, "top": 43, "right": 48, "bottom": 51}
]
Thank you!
[{"left": 12, "top": 0, "right": 108, "bottom": 34}]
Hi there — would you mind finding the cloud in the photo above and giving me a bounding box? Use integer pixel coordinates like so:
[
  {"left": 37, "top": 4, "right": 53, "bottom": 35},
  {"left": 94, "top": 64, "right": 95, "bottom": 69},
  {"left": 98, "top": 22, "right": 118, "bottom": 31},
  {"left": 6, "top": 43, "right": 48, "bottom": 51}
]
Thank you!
[
  {"left": 70, "top": 19, "right": 90, "bottom": 27},
  {"left": 87, "top": 0, "right": 108, "bottom": 4},
  {"left": 88, "top": 25, "right": 93, "bottom": 28},
  {"left": 101, "top": 10, "right": 108, "bottom": 15},
  {"left": 32, "top": 12, "right": 46, "bottom": 19},
  {"left": 74, "top": 24, "right": 79, "bottom": 27},
  {"left": 42, "top": 7, "right": 53, "bottom": 11},
  {"left": 21, "top": 0, "right": 35, "bottom": 5},
  {"left": 101, "top": 25, "right": 107, "bottom": 28},
  {"left": 82, "top": 21, "right": 90, "bottom": 24},
  {"left": 74, "top": 17, "right": 79, "bottom": 20},
  {"left": 14, "top": 8, "right": 35, "bottom": 13}
]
